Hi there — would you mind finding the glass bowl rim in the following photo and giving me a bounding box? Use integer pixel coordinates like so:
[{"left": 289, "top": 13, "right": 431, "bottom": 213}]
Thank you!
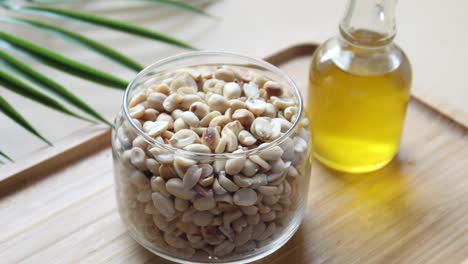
[{"left": 122, "top": 50, "right": 304, "bottom": 158}]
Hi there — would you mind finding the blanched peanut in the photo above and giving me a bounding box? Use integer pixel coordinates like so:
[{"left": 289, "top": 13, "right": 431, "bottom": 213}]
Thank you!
[
  {"left": 156, "top": 113, "right": 174, "bottom": 130},
  {"left": 129, "top": 104, "right": 145, "bottom": 119},
  {"left": 116, "top": 65, "right": 310, "bottom": 259},
  {"left": 271, "top": 96, "right": 296, "bottom": 109},
  {"left": 257, "top": 222, "right": 276, "bottom": 241},
  {"left": 177, "top": 86, "right": 197, "bottom": 95},
  {"left": 170, "top": 72, "right": 198, "bottom": 93},
  {"left": 181, "top": 111, "right": 200, "bottom": 127},
  {"left": 143, "top": 121, "right": 169, "bottom": 137},
  {"left": 203, "top": 78, "right": 224, "bottom": 94},
  {"left": 284, "top": 106, "right": 298, "bottom": 121},
  {"left": 176, "top": 222, "right": 198, "bottom": 235},
  {"left": 199, "top": 175, "right": 214, "bottom": 187},
  {"left": 258, "top": 145, "right": 284, "bottom": 161},
  {"left": 153, "top": 214, "right": 169, "bottom": 230},
  {"left": 146, "top": 159, "right": 160, "bottom": 174},
  {"left": 174, "top": 153, "right": 197, "bottom": 169},
  {"left": 198, "top": 111, "right": 219, "bottom": 127},
  {"left": 173, "top": 118, "right": 188, "bottom": 132},
  {"left": 194, "top": 196, "right": 216, "bottom": 211},
  {"left": 181, "top": 94, "right": 202, "bottom": 110},
  {"left": 288, "top": 166, "right": 299, "bottom": 177},
  {"left": 214, "top": 68, "right": 235, "bottom": 82},
  {"left": 209, "top": 115, "right": 230, "bottom": 128},
  {"left": 243, "top": 82, "right": 259, "bottom": 98},
  {"left": 246, "top": 98, "right": 266, "bottom": 115},
  {"left": 238, "top": 130, "right": 257, "bottom": 146},
  {"left": 195, "top": 185, "right": 213, "bottom": 198},
  {"left": 176, "top": 68, "right": 201, "bottom": 80},
  {"left": 189, "top": 102, "right": 210, "bottom": 119},
  {"left": 182, "top": 165, "right": 202, "bottom": 190},
  {"left": 151, "top": 176, "right": 170, "bottom": 197},
  {"left": 164, "top": 232, "right": 189, "bottom": 249},
  {"left": 223, "top": 82, "right": 242, "bottom": 99},
  {"left": 192, "top": 211, "right": 213, "bottom": 226},
  {"left": 148, "top": 83, "right": 170, "bottom": 95},
  {"left": 163, "top": 94, "right": 183, "bottom": 112},
  {"left": 222, "top": 128, "right": 238, "bottom": 152},
  {"left": 191, "top": 126, "right": 206, "bottom": 137},
  {"left": 147, "top": 92, "right": 166, "bottom": 111},
  {"left": 184, "top": 144, "right": 211, "bottom": 153},
  {"left": 174, "top": 197, "right": 189, "bottom": 211},
  {"left": 225, "top": 152, "right": 246, "bottom": 176},
  {"left": 241, "top": 159, "right": 258, "bottom": 177},
  {"left": 232, "top": 217, "right": 247, "bottom": 233},
  {"left": 129, "top": 92, "right": 147, "bottom": 108},
  {"left": 142, "top": 108, "right": 158, "bottom": 121},
  {"left": 224, "top": 121, "right": 243, "bottom": 136},
  {"left": 218, "top": 171, "right": 239, "bottom": 192},
  {"left": 202, "top": 127, "right": 220, "bottom": 151},
  {"left": 130, "top": 170, "right": 149, "bottom": 189},
  {"left": 215, "top": 193, "right": 233, "bottom": 204},
  {"left": 264, "top": 81, "right": 283, "bottom": 97},
  {"left": 240, "top": 206, "right": 258, "bottom": 216},
  {"left": 169, "top": 129, "right": 199, "bottom": 148},
  {"left": 250, "top": 174, "right": 268, "bottom": 188},
  {"left": 232, "top": 109, "right": 255, "bottom": 127},
  {"left": 171, "top": 109, "right": 184, "bottom": 120},
  {"left": 152, "top": 192, "right": 176, "bottom": 219},
  {"left": 235, "top": 240, "right": 256, "bottom": 253},
  {"left": 208, "top": 94, "right": 228, "bottom": 113},
  {"left": 258, "top": 186, "right": 278, "bottom": 196},
  {"left": 215, "top": 137, "right": 227, "bottom": 154},
  {"left": 249, "top": 155, "right": 271, "bottom": 171},
  {"left": 166, "top": 178, "right": 196, "bottom": 200},
  {"left": 213, "top": 178, "right": 227, "bottom": 195},
  {"left": 130, "top": 147, "right": 146, "bottom": 169},
  {"left": 233, "top": 188, "right": 257, "bottom": 206},
  {"left": 246, "top": 214, "right": 260, "bottom": 225},
  {"left": 233, "top": 174, "right": 254, "bottom": 188},
  {"left": 214, "top": 240, "right": 235, "bottom": 257},
  {"left": 223, "top": 210, "right": 242, "bottom": 228},
  {"left": 228, "top": 99, "right": 247, "bottom": 111},
  {"left": 263, "top": 103, "right": 277, "bottom": 118},
  {"left": 251, "top": 221, "right": 266, "bottom": 240},
  {"left": 250, "top": 117, "right": 281, "bottom": 141}
]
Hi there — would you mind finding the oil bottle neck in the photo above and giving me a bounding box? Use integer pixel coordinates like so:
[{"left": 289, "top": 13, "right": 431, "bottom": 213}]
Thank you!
[{"left": 339, "top": 0, "right": 397, "bottom": 47}]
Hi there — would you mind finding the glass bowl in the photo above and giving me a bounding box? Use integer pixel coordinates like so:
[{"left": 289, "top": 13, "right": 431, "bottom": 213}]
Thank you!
[{"left": 111, "top": 51, "right": 311, "bottom": 263}]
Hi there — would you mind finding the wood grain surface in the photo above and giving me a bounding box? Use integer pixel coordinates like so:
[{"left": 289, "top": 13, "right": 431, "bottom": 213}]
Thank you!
[{"left": 0, "top": 45, "right": 467, "bottom": 264}]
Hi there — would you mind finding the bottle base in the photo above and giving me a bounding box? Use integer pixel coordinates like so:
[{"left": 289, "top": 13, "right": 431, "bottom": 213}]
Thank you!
[{"left": 313, "top": 152, "right": 394, "bottom": 174}]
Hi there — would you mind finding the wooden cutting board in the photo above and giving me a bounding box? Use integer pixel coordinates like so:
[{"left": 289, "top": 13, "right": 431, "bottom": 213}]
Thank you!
[{"left": 0, "top": 44, "right": 467, "bottom": 264}]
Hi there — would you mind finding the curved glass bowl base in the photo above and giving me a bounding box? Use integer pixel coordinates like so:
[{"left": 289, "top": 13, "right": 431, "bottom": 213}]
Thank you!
[{"left": 120, "top": 206, "right": 306, "bottom": 264}]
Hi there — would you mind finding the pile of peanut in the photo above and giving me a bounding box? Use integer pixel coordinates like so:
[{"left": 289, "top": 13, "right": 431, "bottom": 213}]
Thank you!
[{"left": 113, "top": 65, "right": 310, "bottom": 259}]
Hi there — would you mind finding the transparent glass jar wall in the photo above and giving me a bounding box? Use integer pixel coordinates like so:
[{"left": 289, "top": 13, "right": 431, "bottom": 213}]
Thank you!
[{"left": 112, "top": 52, "right": 312, "bottom": 263}]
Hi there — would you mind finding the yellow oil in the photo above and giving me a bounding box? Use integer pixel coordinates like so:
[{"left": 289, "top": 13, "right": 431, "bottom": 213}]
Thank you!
[{"left": 308, "top": 34, "right": 411, "bottom": 173}]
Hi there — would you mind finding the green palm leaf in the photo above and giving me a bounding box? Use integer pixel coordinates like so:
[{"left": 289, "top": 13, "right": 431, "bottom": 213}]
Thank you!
[
  {"left": 0, "top": 49, "right": 111, "bottom": 126},
  {"left": 0, "top": 67, "right": 95, "bottom": 123},
  {"left": 0, "top": 94, "right": 51, "bottom": 145},
  {"left": 140, "top": 0, "right": 212, "bottom": 17},
  {"left": 0, "top": 32, "right": 129, "bottom": 89},
  {"left": 0, "top": 17, "right": 144, "bottom": 72},
  {"left": 27, "top": 0, "right": 212, "bottom": 17},
  {"left": 0, "top": 150, "right": 13, "bottom": 162},
  {"left": 20, "top": 6, "right": 196, "bottom": 50}
]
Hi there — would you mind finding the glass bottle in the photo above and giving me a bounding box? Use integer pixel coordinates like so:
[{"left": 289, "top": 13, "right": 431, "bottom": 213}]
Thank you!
[{"left": 308, "top": 0, "right": 412, "bottom": 173}]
